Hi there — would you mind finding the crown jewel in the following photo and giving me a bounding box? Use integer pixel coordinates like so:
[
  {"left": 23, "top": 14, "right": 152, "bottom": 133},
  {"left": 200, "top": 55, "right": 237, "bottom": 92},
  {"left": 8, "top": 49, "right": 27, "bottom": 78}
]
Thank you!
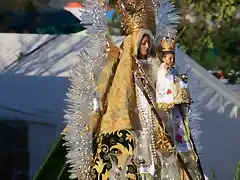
[
  {"left": 116, "top": 0, "right": 155, "bottom": 35},
  {"left": 160, "top": 36, "right": 177, "bottom": 52}
]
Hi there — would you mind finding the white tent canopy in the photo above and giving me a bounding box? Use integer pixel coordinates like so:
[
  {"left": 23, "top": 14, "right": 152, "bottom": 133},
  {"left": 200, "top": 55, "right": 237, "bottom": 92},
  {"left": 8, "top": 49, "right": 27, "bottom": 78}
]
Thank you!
[{"left": 0, "top": 33, "right": 240, "bottom": 179}]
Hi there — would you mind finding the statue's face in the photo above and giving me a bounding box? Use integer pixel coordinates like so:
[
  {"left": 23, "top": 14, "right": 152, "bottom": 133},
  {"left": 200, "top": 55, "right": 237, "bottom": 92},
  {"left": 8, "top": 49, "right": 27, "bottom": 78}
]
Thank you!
[
  {"left": 139, "top": 35, "right": 150, "bottom": 57},
  {"left": 163, "top": 53, "right": 175, "bottom": 67}
]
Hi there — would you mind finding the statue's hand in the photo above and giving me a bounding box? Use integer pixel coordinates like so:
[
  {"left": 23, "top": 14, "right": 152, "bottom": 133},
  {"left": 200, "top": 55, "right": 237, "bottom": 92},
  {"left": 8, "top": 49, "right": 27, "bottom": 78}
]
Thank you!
[
  {"left": 181, "top": 73, "right": 188, "bottom": 83},
  {"left": 106, "top": 44, "right": 121, "bottom": 60}
]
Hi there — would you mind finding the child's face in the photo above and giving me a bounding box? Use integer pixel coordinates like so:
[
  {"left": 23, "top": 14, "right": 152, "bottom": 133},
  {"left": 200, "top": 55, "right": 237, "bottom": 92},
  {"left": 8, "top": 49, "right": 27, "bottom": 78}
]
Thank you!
[{"left": 163, "top": 53, "right": 175, "bottom": 67}]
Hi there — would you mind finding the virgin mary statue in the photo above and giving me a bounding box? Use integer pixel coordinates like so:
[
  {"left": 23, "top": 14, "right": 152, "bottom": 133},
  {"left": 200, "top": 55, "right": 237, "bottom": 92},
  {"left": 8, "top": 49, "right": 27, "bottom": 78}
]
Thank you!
[
  {"left": 62, "top": 0, "right": 203, "bottom": 179},
  {"left": 90, "top": 0, "right": 161, "bottom": 178}
]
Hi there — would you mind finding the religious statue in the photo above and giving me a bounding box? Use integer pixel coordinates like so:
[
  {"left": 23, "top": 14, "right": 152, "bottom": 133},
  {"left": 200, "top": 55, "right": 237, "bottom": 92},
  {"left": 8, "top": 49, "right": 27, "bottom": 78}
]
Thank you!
[
  {"left": 62, "top": 0, "right": 206, "bottom": 179},
  {"left": 156, "top": 36, "right": 204, "bottom": 179},
  {"left": 90, "top": 0, "right": 158, "bottom": 178}
]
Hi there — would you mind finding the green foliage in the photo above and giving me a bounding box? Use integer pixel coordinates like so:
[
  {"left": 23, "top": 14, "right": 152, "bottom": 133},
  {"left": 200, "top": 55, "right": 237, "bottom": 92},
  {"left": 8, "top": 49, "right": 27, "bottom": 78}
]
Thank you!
[
  {"left": 173, "top": 0, "right": 240, "bottom": 72},
  {"left": 235, "top": 161, "right": 240, "bottom": 180},
  {"left": 211, "top": 169, "right": 217, "bottom": 180},
  {"left": 34, "top": 134, "right": 71, "bottom": 180},
  {"left": 0, "top": 0, "right": 37, "bottom": 12},
  {"left": 211, "top": 160, "right": 240, "bottom": 179},
  {"left": 108, "top": 0, "right": 240, "bottom": 74}
]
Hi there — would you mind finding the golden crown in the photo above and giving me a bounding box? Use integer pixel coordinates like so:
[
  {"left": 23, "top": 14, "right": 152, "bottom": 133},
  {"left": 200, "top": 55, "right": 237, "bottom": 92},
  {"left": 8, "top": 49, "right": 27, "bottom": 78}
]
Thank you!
[
  {"left": 116, "top": 0, "right": 156, "bottom": 35},
  {"left": 160, "top": 37, "right": 177, "bottom": 52}
]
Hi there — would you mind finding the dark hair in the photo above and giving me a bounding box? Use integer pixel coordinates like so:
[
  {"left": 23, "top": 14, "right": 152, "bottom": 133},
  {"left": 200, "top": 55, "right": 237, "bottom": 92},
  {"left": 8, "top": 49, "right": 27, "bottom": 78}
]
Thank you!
[
  {"left": 158, "top": 51, "right": 175, "bottom": 62},
  {"left": 137, "top": 34, "right": 150, "bottom": 59}
]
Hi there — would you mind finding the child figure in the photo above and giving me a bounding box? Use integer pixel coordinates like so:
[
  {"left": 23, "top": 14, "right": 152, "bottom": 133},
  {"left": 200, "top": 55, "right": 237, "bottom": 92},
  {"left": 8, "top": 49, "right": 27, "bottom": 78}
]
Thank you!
[
  {"left": 156, "top": 36, "right": 204, "bottom": 179},
  {"left": 156, "top": 35, "right": 191, "bottom": 151}
]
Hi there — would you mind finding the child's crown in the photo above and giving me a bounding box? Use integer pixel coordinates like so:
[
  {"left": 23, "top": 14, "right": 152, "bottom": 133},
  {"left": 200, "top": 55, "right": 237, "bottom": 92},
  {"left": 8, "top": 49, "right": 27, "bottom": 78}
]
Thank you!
[{"left": 160, "top": 36, "right": 177, "bottom": 52}]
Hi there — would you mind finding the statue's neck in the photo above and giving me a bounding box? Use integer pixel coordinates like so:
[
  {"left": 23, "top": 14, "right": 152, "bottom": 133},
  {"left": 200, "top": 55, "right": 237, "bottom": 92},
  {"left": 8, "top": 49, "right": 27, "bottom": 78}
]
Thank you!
[{"left": 139, "top": 55, "right": 147, "bottom": 59}]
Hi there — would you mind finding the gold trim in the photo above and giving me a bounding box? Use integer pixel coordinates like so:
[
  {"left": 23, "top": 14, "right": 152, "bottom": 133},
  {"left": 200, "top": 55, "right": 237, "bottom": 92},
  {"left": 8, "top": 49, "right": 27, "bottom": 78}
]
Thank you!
[
  {"left": 157, "top": 102, "right": 175, "bottom": 111},
  {"left": 99, "top": 34, "right": 138, "bottom": 133},
  {"left": 116, "top": 0, "right": 156, "bottom": 34},
  {"left": 174, "top": 88, "right": 191, "bottom": 105}
]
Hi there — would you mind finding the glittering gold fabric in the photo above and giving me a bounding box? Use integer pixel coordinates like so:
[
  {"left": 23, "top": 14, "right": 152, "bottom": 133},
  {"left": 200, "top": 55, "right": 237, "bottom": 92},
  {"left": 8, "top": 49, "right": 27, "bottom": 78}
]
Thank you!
[
  {"left": 99, "top": 0, "right": 105, "bottom": 7},
  {"left": 99, "top": 35, "right": 137, "bottom": 133},
  {"left": 117, "top": 0, "right": 156, "bottom": 34},
  {"left": 173, "top": 85, "right": 191, "bottom": 105},
  {"left": 155, "top": 126, "right": 173, "bottom": 152},
  {"left": 91, "top": 59, "right": 120, "bottom": 134},
  {"left": 91, "top": 129, "right": 139, "bottom": 180},
  {"left": 157, "top": 102, "right": 175, "bottom": 111}
]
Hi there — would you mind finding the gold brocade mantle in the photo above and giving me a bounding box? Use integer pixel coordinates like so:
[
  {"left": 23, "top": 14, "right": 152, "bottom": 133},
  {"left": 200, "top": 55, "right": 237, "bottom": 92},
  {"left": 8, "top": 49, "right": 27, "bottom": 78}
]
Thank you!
[
  {"left": 95, "top": 30, "right": 156, "bottom": 134},
  {"left": 98, "top": 35, "right": 138, "bottom": 133}
]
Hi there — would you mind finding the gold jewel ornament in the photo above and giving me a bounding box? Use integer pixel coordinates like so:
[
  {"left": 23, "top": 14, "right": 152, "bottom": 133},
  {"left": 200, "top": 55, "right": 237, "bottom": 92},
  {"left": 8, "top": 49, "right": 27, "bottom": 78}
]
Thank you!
[
  {"left": 105, "top": 35, "right": 121, "bottom": 60},
  {"left": 160, "top": 36, "right": 177, "bottom": 52},
  {"left": 116, "top": 0, "right": 156, "bottom": 35},
  {"left": 99, "top": 0, "right": 105, "bottom": 7}
]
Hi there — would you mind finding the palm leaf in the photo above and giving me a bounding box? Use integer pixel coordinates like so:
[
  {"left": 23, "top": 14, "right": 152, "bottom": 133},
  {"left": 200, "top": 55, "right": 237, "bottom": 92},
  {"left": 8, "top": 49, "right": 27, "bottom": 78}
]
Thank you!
[{"left": 33, "top": 134, "right": 72, "bottom": 180}]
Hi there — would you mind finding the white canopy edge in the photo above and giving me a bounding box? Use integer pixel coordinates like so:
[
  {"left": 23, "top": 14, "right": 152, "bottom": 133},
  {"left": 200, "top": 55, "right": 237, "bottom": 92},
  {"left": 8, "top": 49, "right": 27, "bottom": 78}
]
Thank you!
[
  {"left": 185, "top": 53, "right": 240, "bottom": 108},
  {"left": 0, "top": 33, "right": 239, "bottom": 125}
]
